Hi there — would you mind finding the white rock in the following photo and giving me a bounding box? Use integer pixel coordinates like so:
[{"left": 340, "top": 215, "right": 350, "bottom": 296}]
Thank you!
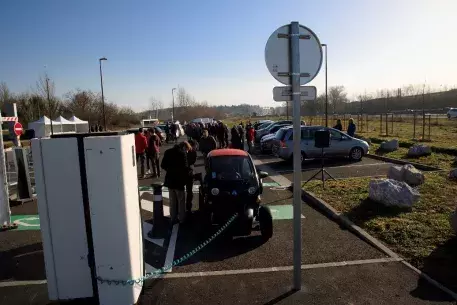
[
  {"left": 450, "top": 209, "right": 457, "bottom": 234},
  {"left": 407, "top": 144, "right": 432, "bottom": 157},
  {"left": 449, "top": 169, "right": 457, "bottom": 179},
  {"left": 387, "top": 164, "right": 424, "bottom": 186},
  {"left": 369, "top": 179, "right": 420, "bottom": 208},
  {"left": 380, "top": 139, "right": 399, "bottom": 152}
]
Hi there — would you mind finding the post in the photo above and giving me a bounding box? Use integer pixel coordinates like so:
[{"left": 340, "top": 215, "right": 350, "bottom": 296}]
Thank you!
[
  {"left": 172, "top": 88, "right": 176, "bottom": 122},
  {"left": 46, "top": 77, "right": 54, "bottom": 135},
  {"left": 324, "top": 44, "right": 328, "bottom": 127},
  {"left": 290, "top": 21, "right": 302, "bottom": 291},
  {"left": 380, "top": 114, "right": 382, "bottom": 135},
  {"left": 413, "top": 112, "right": 416, "bottom": 139},
  {"left": 286, "top": 102, "right": 289, "bottom": 119},
  {"left": 148, "top": 183, "right": 164, "bottom": 238},
  {"left": 99, "top": 60, "right": 106, "bottom": 131},
  {"left": 0, "top": 113, "right": 13, "bottom": 228},
  {"left": 391, "top": 113, "right": 394, "bottom": 135},
  {"left": 428, "top": 115, "right": 431, "bottom": 140},
  {"left": 386, "top": 112, "right": 388, "bottom": 136},
  {"left": 422, "top": 89, "right": 425, "bottom": 140}
]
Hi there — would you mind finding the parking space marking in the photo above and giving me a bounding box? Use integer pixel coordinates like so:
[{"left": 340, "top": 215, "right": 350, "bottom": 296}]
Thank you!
[
  {"left": 276, "top": 162, "right": 392, "bottom": 174},
  {"left": 161, "top": 257, "right": 402, "bottom": 279},
  {"left": 164, "top": 223, "right": 179, "bottom": 273}
]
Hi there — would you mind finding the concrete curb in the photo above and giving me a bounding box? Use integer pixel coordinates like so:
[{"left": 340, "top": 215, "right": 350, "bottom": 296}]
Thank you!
[
  {"left": 301, "top": 189, "right": 457, "bottom": 301},
  {"left": 366, "top": 154, "right": 442, "bottom": 171}
]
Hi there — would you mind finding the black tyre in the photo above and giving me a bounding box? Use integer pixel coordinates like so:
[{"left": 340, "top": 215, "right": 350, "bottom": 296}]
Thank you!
[
  {"left": 349, "top": 147, "right": 363, "bottom": 161},
  {"left": 258, "top": 206, "right": 273, "bottom": 240}
]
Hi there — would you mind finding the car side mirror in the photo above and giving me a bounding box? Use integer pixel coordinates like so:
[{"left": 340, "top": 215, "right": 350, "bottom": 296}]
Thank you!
[{"left": 259, "top": 171, "right": 269, "bottom": 179}]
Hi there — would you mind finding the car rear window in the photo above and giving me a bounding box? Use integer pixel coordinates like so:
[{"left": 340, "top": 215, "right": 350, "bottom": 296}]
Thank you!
[
  {"left": 275, "top": 128, "right": 289, "bottom": 140},
  {"left": 209, "top": 156, "right": 254, "bottom": 180}
]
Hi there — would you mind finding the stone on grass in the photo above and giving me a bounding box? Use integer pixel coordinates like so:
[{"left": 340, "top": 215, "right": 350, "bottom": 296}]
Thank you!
[
  {"left": 380, "top": 139, "right": 399, "bottom": 152},
  {"left": 450, "top": 208, "right": 457, "bottom": 234},
  {"left": 449, "top": 169, "right": 457, "bottom": 179},
  {"left": 369, "top": 178, "right": 420, "bottom": 208},
  {"left": 387, "top": 164, "right": 424, "bottom": 186},
  {"left": 407, "top": 144, "right": 432, "bottom": 157}
]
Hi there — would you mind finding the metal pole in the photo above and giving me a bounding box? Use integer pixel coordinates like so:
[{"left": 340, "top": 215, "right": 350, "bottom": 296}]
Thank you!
[
  {"left": 422, "top": 87, "right": 425, "bottom": 140},
  {"left": 99, "top": 60, "right": 106, "bottom": 131},
  {"left": 380, "top": 114, "right": 382, "bottom": 135},
  {"left": 428, "top": 115, "right": 431, "bottom": 140},
  {"left": 290, "top": 21, "right": 302, "bottom": 291},
  {"left": 0, "top": 113, "right": 11, "bottom": 227},
  {"left": 324, "top": 44, "right": 328, "bottom": 127},
  {"left": 172, "top": 88, "right": 176, "bottom": 122},
  {"left": 46, "top": 77, "right": 54, "bottom": 135},
  {"left": 286, "top": 102, "right": 289, "bottom": 120},
  {"left": 413, "top": 113, "right": 416, "bottom": 139}
]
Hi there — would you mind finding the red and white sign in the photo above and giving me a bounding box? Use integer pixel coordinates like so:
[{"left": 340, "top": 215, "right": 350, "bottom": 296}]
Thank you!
[
  {"left": 2, "top": 117, "right": 18, "bottom": 122},
  {"left": 14, "top": 122, "right": 23, "bottom": 136}
]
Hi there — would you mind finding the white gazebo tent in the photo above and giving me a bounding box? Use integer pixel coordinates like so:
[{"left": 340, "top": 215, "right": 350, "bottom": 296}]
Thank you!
[
  {"left": 68, "top": 115, "right": 89, "bottom": 133},
  {"left": 27, "top": 116, "right": 63, "bottom": 138},
  {"left": 55, "top": 116, "right": 76, "bottom": 133}
]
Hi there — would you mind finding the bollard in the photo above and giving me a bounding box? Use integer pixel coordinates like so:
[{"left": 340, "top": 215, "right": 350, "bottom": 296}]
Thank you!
[{"left": 149, "top": 182, "right": 164, "bottom": 238}]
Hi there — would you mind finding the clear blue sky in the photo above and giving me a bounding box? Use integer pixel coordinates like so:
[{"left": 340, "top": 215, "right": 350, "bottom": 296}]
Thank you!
[{"left": 1, "top": 0, "right": 456, "bottom": 111}]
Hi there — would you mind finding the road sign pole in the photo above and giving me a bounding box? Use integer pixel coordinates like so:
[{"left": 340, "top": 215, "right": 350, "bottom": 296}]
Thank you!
[
  {"left": 290, "top": 21, "right": 302, "bottom": 291},
  {"left": 0, "top": 113, "right": 12, "bottom": 227}
]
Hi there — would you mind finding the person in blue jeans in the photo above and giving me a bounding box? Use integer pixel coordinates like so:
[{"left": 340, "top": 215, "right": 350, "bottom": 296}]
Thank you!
[{"left": 347, "top": 118, "right": 356, "bottom": 137}]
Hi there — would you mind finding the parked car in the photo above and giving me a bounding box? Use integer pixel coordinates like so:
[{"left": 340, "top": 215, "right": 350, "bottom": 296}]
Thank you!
[
  {"left": 255, "top": 120, "right": 305, "bottom": 143},
  {"left": 260, "top": 124, "right": 292, "bottom": 153},
  {"left": 272, "top": 126, "right": 369, "bottom": 162},
  {"left": 154, "top": 126, "right": 166, "bottom": 142},
  {"left": 447, "top": 108, "right": 457, "bottom": 119},
  {"left": 254, "top": 120, "right": 274, "bottom": 130}
]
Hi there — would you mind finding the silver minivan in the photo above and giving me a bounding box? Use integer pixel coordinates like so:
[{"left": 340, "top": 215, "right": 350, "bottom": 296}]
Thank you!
[{"left": 272, "top": 126, "right": 369, "bottom": 162}]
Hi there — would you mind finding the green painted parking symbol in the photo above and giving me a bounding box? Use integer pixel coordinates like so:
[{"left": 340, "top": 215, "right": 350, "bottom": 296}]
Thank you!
[
  {"left": 262, "top": 182, "right": 281, "bottom": 187},
  {"left": 266, "top": 205, "right": 305, "bottom": 220},
  {"left": 11, "top": 215, "right": 40, "bottom": 231}
]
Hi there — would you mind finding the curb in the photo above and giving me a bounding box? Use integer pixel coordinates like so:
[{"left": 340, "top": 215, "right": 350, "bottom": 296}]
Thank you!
[
  {"left": 301, "top": 189, "right": 457, "bottom": 301},
  {"left": 366, "top": 154, "right": 442, "bottom": 171}
]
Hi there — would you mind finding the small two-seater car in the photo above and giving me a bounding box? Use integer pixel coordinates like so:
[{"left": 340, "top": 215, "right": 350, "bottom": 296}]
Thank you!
[{"left": 199, "top": 149, "right": 273, "bottom": 240}]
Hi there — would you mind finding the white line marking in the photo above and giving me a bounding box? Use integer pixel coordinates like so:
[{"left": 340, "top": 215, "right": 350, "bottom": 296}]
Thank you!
[
  {"left": 0, "top": 258, "right": 402, "bottom": 287},
  {"left": 164, "top": 223, "right": 179, "bottom": 273},
  {"left": 161, "top": 257, "right": 402, "bottom": 279},
  {"left": 142, "top": 221, "right": 165, "bottom": 247},
  {"left": 276, "top": 162, "right": 391, "bottom": 174}
]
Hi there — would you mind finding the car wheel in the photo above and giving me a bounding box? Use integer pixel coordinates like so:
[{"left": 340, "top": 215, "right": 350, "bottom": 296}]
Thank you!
[
  {"left": 259, "top": 206, "right": 273, "bottom": 240},
  {"left": 349, "top": 147, "right": 363, "bottom": 161}
]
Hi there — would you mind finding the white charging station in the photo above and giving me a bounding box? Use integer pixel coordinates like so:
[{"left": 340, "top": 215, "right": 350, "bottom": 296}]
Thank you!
[{"left": 32, "top": 132, "right": 144, "bottom": 305}]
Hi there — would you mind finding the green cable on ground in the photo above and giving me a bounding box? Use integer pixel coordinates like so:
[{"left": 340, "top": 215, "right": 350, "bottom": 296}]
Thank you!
[{"left": 96, "top": 213, "right": 238, "bottom": 285}]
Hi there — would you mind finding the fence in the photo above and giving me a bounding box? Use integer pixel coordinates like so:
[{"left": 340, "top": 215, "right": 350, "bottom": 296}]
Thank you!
[{"left": 5, "top": 147, "right": 35, "bottom": 200}]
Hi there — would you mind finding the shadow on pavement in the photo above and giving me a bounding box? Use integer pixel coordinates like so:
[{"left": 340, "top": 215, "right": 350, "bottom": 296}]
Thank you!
[
  {"left": 263, "top": 289, "right": 298, "bottom": 305},
  {"left": 410, "top": 237, "right": 457, "bottom": 302},
  {"left": 0, "top": 242, "right": 45, "bottom": 281},
  {"left": 343, "top": 198, "right": 410, "bottom": 225}
]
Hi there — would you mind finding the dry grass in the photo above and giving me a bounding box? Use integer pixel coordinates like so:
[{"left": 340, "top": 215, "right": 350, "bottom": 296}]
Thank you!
[{"left": 305, "top": 173, "right": 457, "bottom": 291}]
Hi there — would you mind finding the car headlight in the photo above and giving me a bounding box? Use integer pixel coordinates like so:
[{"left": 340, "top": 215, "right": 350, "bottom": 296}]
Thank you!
[
  {"left": 248, "top": 187, "right": 257, "bottom": 195},
  {"left": 211, "top": 188, "right": 219, "bottom": 196}
]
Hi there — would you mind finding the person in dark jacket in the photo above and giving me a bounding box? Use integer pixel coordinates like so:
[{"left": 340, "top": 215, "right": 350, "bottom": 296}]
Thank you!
[
  {"left": 237, "top": 124, "right": 245, "bottom": 150},
  {"left": 223, "top": 124, "right": 229, "bottom": 148},
  {"left": 333, "top": 119, "right": 343, "bottom": 131},
  {"left": 199, "top": 129, "right": 217, "bottom": 168},
  {"left": 147, "top": 128, "right": 161, "bottom": 177},
  {"left": 347, "top": 118, "right": 356, "bottom": 137},
  {"left": 231, "top": 126, "right": 241, "bottom": 149},
  {"left": 161, "top": 141, "right": 191, "bottom": 224},
  {"left": 170, "top": 123, "right": 178, "bottom": 143},
  {"left": 185, "top": 140, "right": 198, "bottom": 214}
]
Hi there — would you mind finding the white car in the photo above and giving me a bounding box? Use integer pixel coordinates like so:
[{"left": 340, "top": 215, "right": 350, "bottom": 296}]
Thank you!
[{"left": 447, "top": 108, "right": 457, "bottom": 119}]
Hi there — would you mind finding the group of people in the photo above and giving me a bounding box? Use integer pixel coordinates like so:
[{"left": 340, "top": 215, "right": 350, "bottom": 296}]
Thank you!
[
  {"left": 163, "top": 122, "right": 179, "bottom": 144},
  {"left": 333, "top": 118, "right": 357, "bottom": 137},
  {"left": 185, "top": 121, "right": 230, "bottom": 148},
  {"left": 134, "top": 127, "right": 164, "bottom": 178}
]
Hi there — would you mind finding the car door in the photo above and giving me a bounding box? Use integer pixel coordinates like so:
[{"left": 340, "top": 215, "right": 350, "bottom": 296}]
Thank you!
[
  {"left": 328, "top": 128, "right": 347, "bottom": 156},
  {"left": 301, "top": 128, "right": 320, "bottom": 158}
]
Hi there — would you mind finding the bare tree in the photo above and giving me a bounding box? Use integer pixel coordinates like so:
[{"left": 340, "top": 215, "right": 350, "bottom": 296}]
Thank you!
[
  {"left": 36, "top": 75, "right": 61, "bottom": 119},
  {"left": 329, "top": 85, "right": 348, "bottom": 113},
  {"left": 150, "top": 96, "right": 164, "bottom": 119}
]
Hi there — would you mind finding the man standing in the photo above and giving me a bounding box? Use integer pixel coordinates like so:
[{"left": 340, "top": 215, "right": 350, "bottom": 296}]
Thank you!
[
  {"left": 199, "top": 128, "right": 217, "bottom": 168},
  {"left": 170, "top": 122, "right": 178, "bottom": 143},
  {"left": 246, "top": 122, "right": 255, "bottom": 153},
  {"left": 147, "top": 128, "right": 161, "bottom": 177},
  {"left": 161, "top": 141, "right": 191, "bottom": 225},
  {"left": 135, "top": 128, "right": 148, "bottom": 178},
  {"left": 185, "top": 140, "right": 198, "bottom": 215}
]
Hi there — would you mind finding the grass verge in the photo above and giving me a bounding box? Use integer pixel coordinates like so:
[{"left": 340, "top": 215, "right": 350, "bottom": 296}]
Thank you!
[
  {"left": 305, "top": 172, "right": 457, "bottom": 292},
  {"left": 370, "top": 143, "right": 455, "bottom": 170}
]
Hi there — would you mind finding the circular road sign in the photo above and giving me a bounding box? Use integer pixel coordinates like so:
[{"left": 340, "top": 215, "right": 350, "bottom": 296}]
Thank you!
[
  {"left": 14, "top": 122, "right": 23, "bottom": 136},
  {"left": 265, "top": 24, "right": 323, "bottom": 86}
]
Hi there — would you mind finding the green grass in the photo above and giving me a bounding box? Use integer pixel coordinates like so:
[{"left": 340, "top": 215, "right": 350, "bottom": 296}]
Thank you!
[
  {"left": 305, "top": 173, "right": 457, "bottom": 290},
  {"left": 371, "top": 143, "right": 456, "bottom": 170}
]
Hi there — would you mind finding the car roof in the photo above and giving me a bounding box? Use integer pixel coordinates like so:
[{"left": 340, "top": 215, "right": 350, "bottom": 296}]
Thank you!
[{"left": 208, "top": 149, "right": 249, "bottom": 157}]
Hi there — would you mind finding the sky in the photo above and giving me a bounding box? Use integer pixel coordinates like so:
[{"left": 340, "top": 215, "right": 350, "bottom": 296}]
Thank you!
[{"left": 1, "top": 0, "right": 456, "bottom": 111}]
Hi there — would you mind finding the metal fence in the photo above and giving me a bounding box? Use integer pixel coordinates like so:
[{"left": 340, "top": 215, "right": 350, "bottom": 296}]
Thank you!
[{"left": 5, "top": 147, "right": 35, "bottom": 200}]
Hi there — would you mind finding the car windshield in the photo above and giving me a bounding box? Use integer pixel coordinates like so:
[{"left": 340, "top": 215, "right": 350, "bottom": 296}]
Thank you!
[
  {"left": 275, "top": 128, "right": 290, "bottom": 140},
  {"left": 259, "top": 122, "right": 274, "bottom": 130},
  {"left": 209, "top": 156, "right": 255, "bottom": 180}
]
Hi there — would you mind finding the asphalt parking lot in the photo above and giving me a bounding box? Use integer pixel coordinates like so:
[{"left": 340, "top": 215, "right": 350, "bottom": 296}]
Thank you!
[{"left": 0, "top": 139, "right": 455, "bottom": 304}]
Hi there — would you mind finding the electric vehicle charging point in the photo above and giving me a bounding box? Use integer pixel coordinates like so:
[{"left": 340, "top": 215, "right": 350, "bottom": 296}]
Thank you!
[{"left": 31, "top": 132, "right": 144, "bottom": 305}]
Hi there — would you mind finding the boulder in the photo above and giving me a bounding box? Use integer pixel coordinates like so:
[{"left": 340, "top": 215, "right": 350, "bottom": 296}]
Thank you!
[
  {"left": 387, "top": 164, "right": 424, "bottom": 186},
  {"left": 407, "top": 144, "right": 432, "bottom": 157},
  {"left": 369, "top": 178, "right": 420, "bottom": 208},
  {"left": 449, "top": 169, "right": 457, "bottom": 179},
  {"left": 450, "top": 209, "right": 457, "bottom": 234},
  {"left": 380, "top": 139, "right": 399, "bottom": 152}
]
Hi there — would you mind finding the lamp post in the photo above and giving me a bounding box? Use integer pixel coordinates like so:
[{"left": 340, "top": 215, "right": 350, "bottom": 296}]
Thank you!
[
  {"left": 172, "top": 88, "right": 176, "bottom": 122},
  {"left": 99, "top": 57, "right": 107, "bottom": 131},
  {"left": 321, "top": 44, "right": 328, "bottom": 127}
]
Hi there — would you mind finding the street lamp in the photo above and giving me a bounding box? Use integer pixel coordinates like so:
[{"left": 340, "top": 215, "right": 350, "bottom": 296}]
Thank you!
[
  {"left": 321, "top": 44, "right": 328, "bottom": 127},
  {"left": 99, "top": 57, "right": 107, "bottom": 131},
  {"left": 172, "top": 88, "right": 176, "bottom": 122}
]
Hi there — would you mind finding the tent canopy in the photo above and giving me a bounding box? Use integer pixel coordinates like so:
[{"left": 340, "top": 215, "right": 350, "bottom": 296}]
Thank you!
[
  {"left": 68, "top": 115, "right": 88, "bottom": 124},
  {"left": 55, "top": 116, "right": 74, "bottom": 124}
]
